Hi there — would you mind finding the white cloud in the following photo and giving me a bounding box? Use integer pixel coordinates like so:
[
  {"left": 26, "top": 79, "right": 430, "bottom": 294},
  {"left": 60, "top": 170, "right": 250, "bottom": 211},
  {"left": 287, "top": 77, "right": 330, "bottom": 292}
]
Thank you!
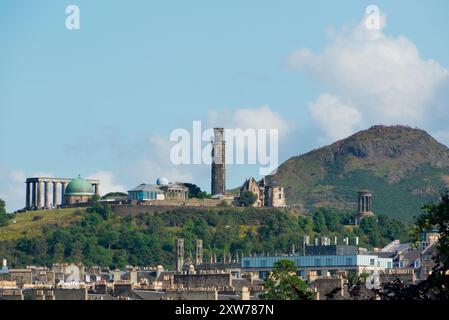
[
  {"left": 309, "top": 93, "right": 361, "bottom": 141},
  {"left": 86, "top": 171, "right": 126, "bottom": 196},
  {"left": 0, "top": 166, "right": 26, "bottom": 212},
  {"left": 288, "top": 12, "right": 449, "bottom": 142},
  {"left": 208, "top": 105, "right": 290, "bottom": 137}
]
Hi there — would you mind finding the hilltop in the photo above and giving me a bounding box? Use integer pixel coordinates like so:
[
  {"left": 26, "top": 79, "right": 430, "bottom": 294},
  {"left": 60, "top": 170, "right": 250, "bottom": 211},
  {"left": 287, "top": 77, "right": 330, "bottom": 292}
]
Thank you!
[{"left": 270, "top": 125, "right": 449, "bottom": 221}]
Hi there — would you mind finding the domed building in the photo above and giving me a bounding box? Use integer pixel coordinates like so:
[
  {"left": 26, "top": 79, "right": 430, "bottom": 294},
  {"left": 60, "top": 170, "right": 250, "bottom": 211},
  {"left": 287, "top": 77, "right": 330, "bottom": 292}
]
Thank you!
[
  {"left": 63, "top": 176, "right": 95, "bottom": 205},
  {"left": 156, "top": 177, "right": 169, "bottom": 186}
]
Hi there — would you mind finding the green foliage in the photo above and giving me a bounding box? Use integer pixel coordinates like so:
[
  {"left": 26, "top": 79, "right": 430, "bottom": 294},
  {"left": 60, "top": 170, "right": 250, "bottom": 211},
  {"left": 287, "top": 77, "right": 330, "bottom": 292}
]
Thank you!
[
  {"left": 183, "top": 183, "right": 210, "bottom": 199},
  {"left": 86, "top": 203, "right": 113, "bottom": 220},
  {"left": 417, "top": 192, "right": 449, "bottom": 268},
  {"left": 91, "top": 195, "right": 101, "bottom": 202},
  {"left": 0, "top": 205, "right": 412, "bottom": 269},
  {"left": 380, "top": 192, "right": 449, "bottom": 300},
  {"left": 238, "top": 191, "right": 257, "bottom": 207},
  {"left": 0, "top": 198, "right": 9, "bottom": 227},
  {"left": 101, "top": 192, "right": 128, "bottom": 199},
  {"left": 262, "top": 260, "right": 315, "bottom": 300}
]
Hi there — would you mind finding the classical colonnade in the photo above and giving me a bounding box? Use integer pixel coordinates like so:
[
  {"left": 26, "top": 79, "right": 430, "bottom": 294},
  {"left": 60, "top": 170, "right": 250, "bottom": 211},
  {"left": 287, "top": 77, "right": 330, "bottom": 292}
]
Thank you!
[
  {"left": 25, "top": 177, "right": 100, "bottom": 210},
  {"left": 357, "top": 191, "right": 373, "bottom": 213}
]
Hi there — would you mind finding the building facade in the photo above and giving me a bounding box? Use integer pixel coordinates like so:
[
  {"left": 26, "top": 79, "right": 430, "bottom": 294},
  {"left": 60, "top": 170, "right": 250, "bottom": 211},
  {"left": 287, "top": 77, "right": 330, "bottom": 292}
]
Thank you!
[
  {"left": 128, "top": 179, "right": 189, "bottom": 202},
  {"left": 240, "top": 176, "right": 286, "bottom": 208}
]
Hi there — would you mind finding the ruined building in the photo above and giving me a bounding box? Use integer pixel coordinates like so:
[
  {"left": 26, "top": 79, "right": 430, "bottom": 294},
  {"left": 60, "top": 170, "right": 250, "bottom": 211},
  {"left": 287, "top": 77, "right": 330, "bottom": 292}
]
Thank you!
[{"left": 240, "top": 176, "right": 285, "bottom": 208}]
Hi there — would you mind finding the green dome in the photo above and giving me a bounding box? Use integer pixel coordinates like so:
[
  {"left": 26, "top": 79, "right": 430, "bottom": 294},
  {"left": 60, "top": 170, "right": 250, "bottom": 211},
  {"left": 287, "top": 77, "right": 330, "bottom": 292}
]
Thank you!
[{"left": 65, "top": 177, "right": 94, "bottom": 196}]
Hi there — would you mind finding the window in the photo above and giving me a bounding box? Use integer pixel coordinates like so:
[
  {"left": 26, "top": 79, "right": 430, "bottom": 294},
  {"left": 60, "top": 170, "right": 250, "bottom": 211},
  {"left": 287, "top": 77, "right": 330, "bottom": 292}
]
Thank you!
[
  {"left": 345, "top": 257, "right": 352, "bottom": 265},
  {"left": 314, "top": 258, "right": 321, "bottom": 266},
  {"left": 260, "top": 260, "right": 267, "bottom": 267},
  {"left": 370, "top": 259, "right": 375, "bottom": 266},
  {"left": 244, "top": 260, "right": 250, "bottom": 268},
  {"left": 278, "top": 193, "right": 282, "bottom": 199},
  {"left": 326, "top": 258, "right": 332, "bottom": 266}
]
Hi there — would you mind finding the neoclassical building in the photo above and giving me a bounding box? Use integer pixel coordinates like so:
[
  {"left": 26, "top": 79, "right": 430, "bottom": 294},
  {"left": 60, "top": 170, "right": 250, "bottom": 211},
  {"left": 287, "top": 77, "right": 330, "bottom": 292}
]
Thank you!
[
  {"left": 24, "top": 175, "right": 100, "bottom": 209},
  {"left": 63, "top": 176, "right": 96, "bottom": 205},
  {"left": 128, "top": 178, "right": 189, "bottom": 201},
  {"left": 240, "top": 176, "right": 286, "bottom": 208}
]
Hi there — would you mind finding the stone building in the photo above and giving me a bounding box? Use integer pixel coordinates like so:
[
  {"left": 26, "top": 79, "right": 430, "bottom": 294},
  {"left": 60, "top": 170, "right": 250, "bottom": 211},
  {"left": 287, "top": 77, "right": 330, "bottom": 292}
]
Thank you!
[
  {"left": 240, "top": 176, "right": 285, "bottom": 208},
  {"left": 24, "top": 176, "right": 99, "bottom": 210},
  {"left": 63, "top": 176, "right": 96, "bottom": 205},
  {"left": 355, "top": 190, "right": 375, "bottom": 224},
  {"left": 128, "top": 178, "right": 189, "bottom": 202}
]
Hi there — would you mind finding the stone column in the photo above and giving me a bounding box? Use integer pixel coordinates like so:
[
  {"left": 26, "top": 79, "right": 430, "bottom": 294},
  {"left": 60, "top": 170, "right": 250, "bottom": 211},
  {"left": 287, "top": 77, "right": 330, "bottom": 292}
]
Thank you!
[
  {"left": 44, "top": 181, "right": 49, "bottom": 209},
  {"left": 94, "top": 184, "right": 99, "bottom": 196},
  {"left": 61, "top": 182, "right": 67, "bottom": 205},
  {"left": 31, "top": 182, "right": 36, "bottom": 209},
  {"left": 53, "top": 181, "right": 58, "bottom": 208},
  {"left": 26, "top": 182, "right": 31, "bottom": 209},
  {"left": 37, "top": 181, "right": 42, "bottom": 209}
]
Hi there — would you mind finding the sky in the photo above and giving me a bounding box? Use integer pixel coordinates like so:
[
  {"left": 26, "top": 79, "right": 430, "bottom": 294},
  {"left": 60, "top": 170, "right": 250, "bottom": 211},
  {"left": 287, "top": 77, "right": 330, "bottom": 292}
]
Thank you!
[{"left": 1, "top": 0, "right": 449, "bottom": 212}]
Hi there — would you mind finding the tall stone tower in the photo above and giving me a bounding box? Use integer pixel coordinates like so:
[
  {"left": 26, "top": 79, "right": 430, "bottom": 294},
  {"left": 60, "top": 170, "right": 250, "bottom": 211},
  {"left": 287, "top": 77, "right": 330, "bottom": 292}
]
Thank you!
[{"left": 211, "top": 128, "right": 226, "bottom": 196}]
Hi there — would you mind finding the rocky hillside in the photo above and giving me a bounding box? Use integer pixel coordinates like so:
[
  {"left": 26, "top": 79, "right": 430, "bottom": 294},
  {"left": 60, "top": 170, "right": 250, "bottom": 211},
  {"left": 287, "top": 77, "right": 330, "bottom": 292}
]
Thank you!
[{"left": 270, "top": 125, "right": 449, "bottom": 221}]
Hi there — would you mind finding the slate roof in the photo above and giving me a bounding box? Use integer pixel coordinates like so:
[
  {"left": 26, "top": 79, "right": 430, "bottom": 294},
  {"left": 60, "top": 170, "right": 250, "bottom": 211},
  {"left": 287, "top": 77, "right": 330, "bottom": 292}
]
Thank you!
[{"left": 128, "top": 184, "right": 164, "bottom": 193}]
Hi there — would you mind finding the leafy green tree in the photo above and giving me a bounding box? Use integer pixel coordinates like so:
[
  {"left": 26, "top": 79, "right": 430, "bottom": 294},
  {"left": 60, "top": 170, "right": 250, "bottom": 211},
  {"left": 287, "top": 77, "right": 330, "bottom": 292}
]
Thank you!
[
  {"left": 262, "top": 260, "right": 315, "bottom": 300},
  {"left": 238, "top": 191, "right": 257, "bottom": 207},
  {"left": 379, "top": 192, "right": 449, "bottom": 300},
  {"left": 183, "top": 183, "right": 210, "bottom": 199},
  {"left": 360, "top": 216, "right": 381, "bottom": 246},
  {"left": 0, "top": 198, "right": 9, "bottom": 227}
]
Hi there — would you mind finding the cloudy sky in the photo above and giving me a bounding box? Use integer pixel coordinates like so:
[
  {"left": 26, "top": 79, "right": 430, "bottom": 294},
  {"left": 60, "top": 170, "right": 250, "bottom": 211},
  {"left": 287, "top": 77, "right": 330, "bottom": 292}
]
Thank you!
[{"left": 1, "top": 0, "right": 449, "bottom": 211}]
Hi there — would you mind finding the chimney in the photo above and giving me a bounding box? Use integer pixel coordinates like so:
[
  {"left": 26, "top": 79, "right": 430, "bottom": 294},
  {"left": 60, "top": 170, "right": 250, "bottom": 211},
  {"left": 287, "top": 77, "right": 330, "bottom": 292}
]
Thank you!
[
  {"left": 334, "top": 236, "right": 338, "bottom": 245},
  {"left": 2, "top": 259, "right": 6, "bottom": 268},
  {"left": 355, "top": 237, "right": 359, "bottom": 246}
]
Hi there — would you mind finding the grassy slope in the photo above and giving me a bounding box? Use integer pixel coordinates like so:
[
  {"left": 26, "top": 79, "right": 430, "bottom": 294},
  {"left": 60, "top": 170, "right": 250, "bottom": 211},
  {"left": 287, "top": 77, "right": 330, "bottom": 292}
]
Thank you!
[{"left": 0, "top": 208, "right": 82, "bottom": 240}]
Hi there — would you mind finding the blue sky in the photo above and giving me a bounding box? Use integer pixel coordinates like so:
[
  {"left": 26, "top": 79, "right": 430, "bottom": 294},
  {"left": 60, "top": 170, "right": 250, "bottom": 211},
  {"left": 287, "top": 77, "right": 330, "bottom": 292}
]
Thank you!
[{"left": 1, "top": 0, "right": 449, "bottom": 211}]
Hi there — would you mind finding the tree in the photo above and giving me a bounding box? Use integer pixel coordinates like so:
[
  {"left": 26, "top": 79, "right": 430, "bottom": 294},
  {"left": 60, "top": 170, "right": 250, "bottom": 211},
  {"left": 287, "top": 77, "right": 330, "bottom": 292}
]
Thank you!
[
  {"left": 0, "top": 198, "right": 9, "bottom": 227},
  {"left": 379, "top": 192, "right": 449, "bottom": 300},
  {"left": 238, "top": 191, "right": 257, "bottom": 207},
  {"left": 183, "top": 183, "right": 210, "bottom": 199},
  {"left": 262, "top": 260, "right": 315, "bottom": 300},
  {"left": 414, "top": 192, "right": 449, "bottom": 299}
]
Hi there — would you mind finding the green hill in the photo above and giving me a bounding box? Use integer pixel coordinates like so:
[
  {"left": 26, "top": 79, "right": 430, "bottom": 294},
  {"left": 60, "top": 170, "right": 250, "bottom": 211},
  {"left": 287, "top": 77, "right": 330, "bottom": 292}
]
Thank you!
[
  {"left": 270, "top": 125, "right": 449, "bottom": 221},
  {"left": 0, "top": 204, "right": 412, "bottom": 269}
]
